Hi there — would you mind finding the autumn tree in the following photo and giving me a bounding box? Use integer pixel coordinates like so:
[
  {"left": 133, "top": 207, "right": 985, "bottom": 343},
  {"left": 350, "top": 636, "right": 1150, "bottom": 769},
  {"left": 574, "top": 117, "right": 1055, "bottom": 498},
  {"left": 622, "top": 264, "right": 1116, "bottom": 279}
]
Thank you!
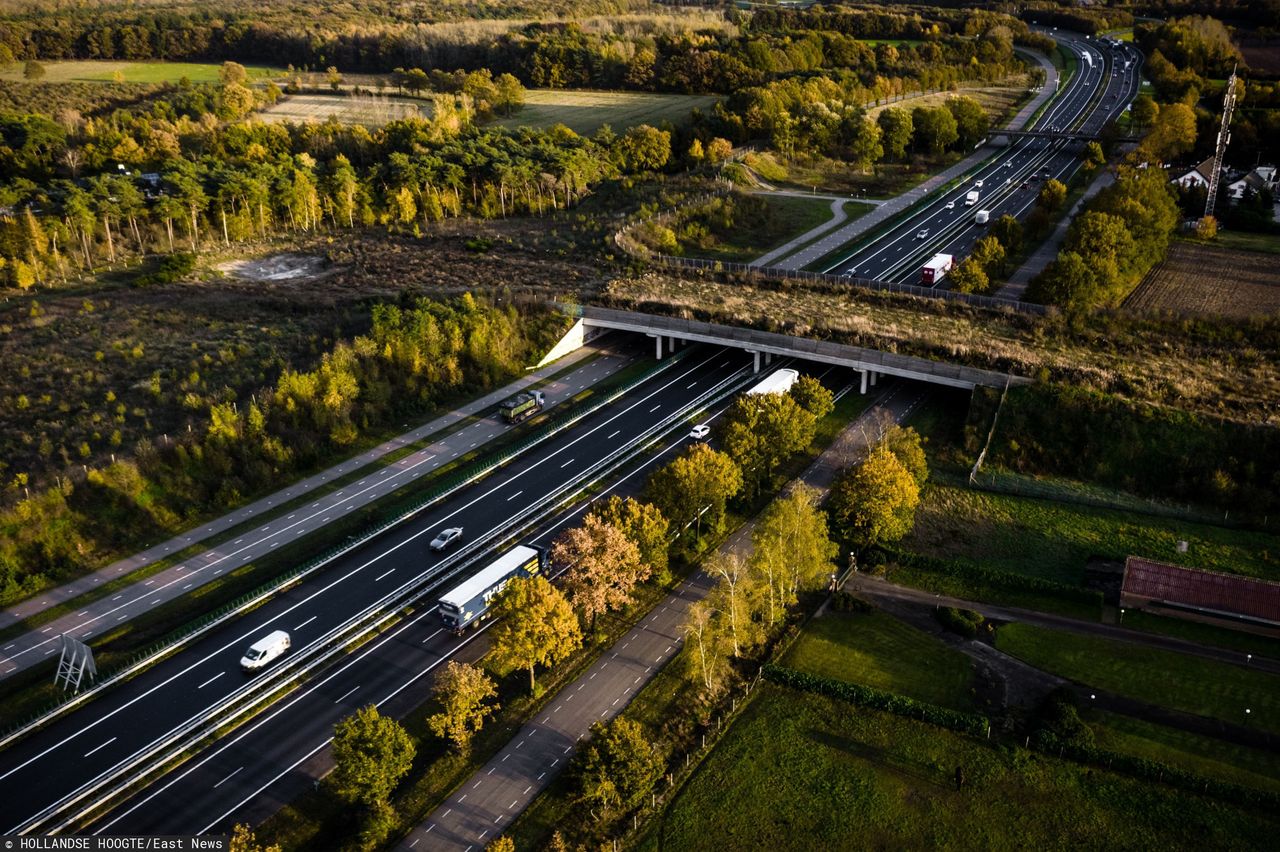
[
  {"left": 495, "top": 73, "right": 525, "bottom": 116},
  {"left": 971, "top": 234, "right": 1006, "bottom": 276},
  {"left": 721, "top": 391, "right": 816, "bottom": 496},
  {"left": 617, "top": 124, "right": 671, "bottom": 172},
  {"left": 229, "top": 824, "right": 280, "bottom": 852},
  {"left": 683, "top": 599, "right": 727, "bottom": 694},
  {"left": 1140, "top": 101, "right": 1197, "bottom": 163},
  {"left": 552, "top": 514, "right": 646, "bottom": 629},
  {"left": 645, "top": 443, "right": 742, "bottom": 536},
  {"left": 828, "top": 445, "right": 920, "bottom": 548},
  {"left": 912, "top": 105, "right": 958, "bottom": 155},
  {"left": 878, "top": 107, "right": 913, "bottom": 161},
  {"left": 219, "top": 61, "right": 248, "bottom": 86},
  {"left": 574, "top": 718, "right": 664, "bottom": 814},
  {"left": 880, "top": 426, "right": 929, "bottom": 488},
  {"left": 427, "top": 661, "right": 499, "bottom": 754},
  {"left": 705, "top": 137, "right": 733, "bottom": 165},
  {"left": 1038, "top": 179, "right": 1068, "bottom": 212},
  {"left": 1131, "top": 94, "right": 1158, "bottom": 130},
  {"left": 789, "top": 375, "right": 833, "bottom": 420},
  {"left": 589, "top": 495, "right": 669, "bottom": 582},
  {"left": 23, "top": 60, "right": 45, "bottom": 80},
  {"left": 750, "top": 483, "right": 837, "bottom": 625},
  {"left": 486, "top": 838, "right": 515, "bottom": 852},
  {"left": 1083, "top": 141, "right": 1106, "bottom": 173},
  {"left": 990, "top": 214, "right": 1023, "bottom": 255},
  {"left": 707, "top": 551, "right": 760, "bottom": 657},
  {"left": 489, "top": 575, "right": 582, "bottom": 692},
  {"left": 947, "top": 256, "right": 988, "bottom": 294},
  {"left": 329, "top": 704, "right": 417, "bottom": 807}
]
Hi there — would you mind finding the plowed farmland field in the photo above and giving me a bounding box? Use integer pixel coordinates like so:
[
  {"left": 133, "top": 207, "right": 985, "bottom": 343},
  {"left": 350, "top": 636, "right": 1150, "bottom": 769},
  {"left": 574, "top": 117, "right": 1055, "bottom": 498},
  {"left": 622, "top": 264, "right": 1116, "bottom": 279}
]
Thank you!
[
  {"left": 260, "top": 93, "right": 431, "bottom": 126},
  {"left": 1125, "top": 242, "right": 1280, "bottom": 318}
]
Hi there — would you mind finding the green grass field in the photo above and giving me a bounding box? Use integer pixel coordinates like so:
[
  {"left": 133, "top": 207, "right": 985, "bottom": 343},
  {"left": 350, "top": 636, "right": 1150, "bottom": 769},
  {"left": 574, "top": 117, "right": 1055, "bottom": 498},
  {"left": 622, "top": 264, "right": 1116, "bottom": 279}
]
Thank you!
[
  {"left": 781, "top": 609, "right": 976, "bottom": 710},
  {"left": 642, "top": 685, "right": 1276, "bottom": 851},
  {"left": 1211, "top": 230, "right": 1280, "bottom": 255},
  {"left": 995, "top": 623, "right": 1280, "bottom": 734},
  {"left": 1090, "top": 710, "right": 1280, "bottom": 794},
  {"left": 685, "top": 196, "right": 873, "bottom": 264},
  {"left": 1121, "top": 610, "right": 1280, "bottom": 662},
  {"left": 492, "top": 89, "right": 717, "bottom": 135},
  {"left": 903, "top": 483, "right": 1280, "bottom": 585},
  {"left": 0, "top": 61, "right": 280, "bottom": 84}
]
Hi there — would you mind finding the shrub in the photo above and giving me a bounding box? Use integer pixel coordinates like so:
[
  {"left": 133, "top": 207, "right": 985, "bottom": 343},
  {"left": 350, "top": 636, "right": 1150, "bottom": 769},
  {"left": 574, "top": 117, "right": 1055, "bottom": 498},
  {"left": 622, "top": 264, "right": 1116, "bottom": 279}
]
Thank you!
[
  {"left": 133, "top": 252, "right": 196, "bottom": 286},
  {"left": 831, "top": 591, "right": 874, "bottom": 613},
  {"left": 935, "top": 606, "right": 984, "bottom": 638}
]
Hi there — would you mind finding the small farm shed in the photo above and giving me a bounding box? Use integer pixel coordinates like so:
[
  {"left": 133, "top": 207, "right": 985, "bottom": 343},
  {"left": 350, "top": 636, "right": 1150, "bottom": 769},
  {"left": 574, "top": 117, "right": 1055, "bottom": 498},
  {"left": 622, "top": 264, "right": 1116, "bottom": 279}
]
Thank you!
[{"left": 1121, "top": 557, "right": 1280, "bottom": 637}]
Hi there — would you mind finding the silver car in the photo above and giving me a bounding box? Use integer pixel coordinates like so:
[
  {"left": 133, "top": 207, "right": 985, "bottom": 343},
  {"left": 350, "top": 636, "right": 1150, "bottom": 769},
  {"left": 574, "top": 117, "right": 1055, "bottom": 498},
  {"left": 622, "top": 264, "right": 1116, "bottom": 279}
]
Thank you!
[{"left": 430, "top": 527, "right": 464, "bottom": 551}]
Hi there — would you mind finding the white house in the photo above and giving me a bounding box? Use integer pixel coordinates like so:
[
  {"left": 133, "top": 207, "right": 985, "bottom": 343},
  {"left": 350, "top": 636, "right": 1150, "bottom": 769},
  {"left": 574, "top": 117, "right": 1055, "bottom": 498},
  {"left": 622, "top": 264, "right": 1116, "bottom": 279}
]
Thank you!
[
  {"left": 1171, "top": 156, "right": 1217, "bottom": 189},
  {"left": 1227, "top": 165, "right": 1277, "bottom": 200}
]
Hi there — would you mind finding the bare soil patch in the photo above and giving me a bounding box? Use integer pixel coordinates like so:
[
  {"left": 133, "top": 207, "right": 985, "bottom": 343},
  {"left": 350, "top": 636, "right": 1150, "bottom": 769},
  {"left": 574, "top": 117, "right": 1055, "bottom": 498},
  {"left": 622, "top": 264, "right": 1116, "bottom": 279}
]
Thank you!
[
  {"left": 1125, "top": 242, "right": 1280, "bottom": 319},
  {"left": 217, "top": 253, "right": 330, "bottom": 281}
]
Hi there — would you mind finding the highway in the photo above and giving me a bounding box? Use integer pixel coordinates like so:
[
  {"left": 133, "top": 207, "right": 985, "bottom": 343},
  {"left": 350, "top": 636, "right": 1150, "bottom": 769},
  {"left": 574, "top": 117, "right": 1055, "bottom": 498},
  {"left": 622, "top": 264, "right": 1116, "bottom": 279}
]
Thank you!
[
  {"left": 0, "top": 347, "right": 634, "bottom": 680},
  {"left": 825, "top": 32, "right": 1143, "bottom": 285},
  {"left": 87, "top": 359, "right": 857, "bottom": 838},
  {"left": 0, "top": 345, "right": 754, "bottom": 834}
]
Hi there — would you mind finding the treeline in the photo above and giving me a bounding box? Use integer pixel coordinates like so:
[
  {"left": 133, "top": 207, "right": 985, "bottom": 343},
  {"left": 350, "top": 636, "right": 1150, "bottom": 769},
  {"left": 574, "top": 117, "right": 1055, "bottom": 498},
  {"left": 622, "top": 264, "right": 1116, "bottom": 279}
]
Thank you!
[
  {"left": 969, "top": 381, "right": 1280, "bottom": 515},
  {"left": 1138, "top": 16, "right": 1246, "bottom": 103},
  {"left": 0, "top": 5, "right": 1032, "bottom": 95},
  {"left": 1027, "top": 167, "right": 1180, "bottom": 312},
  {"left": 0, "top": 70, "right": 675, "bottom": 288},
  {"left": 0, "top": 294, "right": 563, "bottom": 605},
  {"left": 1020, "top": 3, "right": 1135, "bottom": 35}
]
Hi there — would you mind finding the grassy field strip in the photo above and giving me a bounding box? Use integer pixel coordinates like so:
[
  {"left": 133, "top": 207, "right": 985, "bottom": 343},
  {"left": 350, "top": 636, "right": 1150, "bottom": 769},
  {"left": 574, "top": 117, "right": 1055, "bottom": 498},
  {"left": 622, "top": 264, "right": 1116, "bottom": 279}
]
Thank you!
[
  {"left": 0, "top": 61, "right": 280, "bottom": 84},
  {"left": 903, "top": 482, "right": 1280, "bottom": 586},
  {"left": 780, "top": 609, "right": 976, "bottom": 710},
  {"left": 1090, "top": 710, "right": 1280, "bottom": 794},
  {"left": 260, "top": 93, "right": 431, "bottom": 126},
  {"left": 995, "top": 623, "right": 1280, "bottom": 734},
  {"left": 491, "top": 89, "right": 718, "bottom": 134},
  {"left": 642, "top": 685, "right": 1274, "bottom": 850}
]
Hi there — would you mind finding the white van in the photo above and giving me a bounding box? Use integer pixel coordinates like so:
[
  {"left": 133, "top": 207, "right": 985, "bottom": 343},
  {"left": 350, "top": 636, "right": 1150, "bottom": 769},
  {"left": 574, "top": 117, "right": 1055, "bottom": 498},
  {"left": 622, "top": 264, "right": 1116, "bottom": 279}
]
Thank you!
[{"left": 240, "top": 629, "right": 291, "bottom": 672}]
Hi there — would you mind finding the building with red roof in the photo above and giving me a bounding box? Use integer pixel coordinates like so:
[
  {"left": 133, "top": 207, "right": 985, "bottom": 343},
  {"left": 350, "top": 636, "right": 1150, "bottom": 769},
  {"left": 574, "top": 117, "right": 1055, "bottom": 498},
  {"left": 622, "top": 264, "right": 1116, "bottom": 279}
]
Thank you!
[{"left": 1121, "top": 557, "right": 1280, "bottom": 637}]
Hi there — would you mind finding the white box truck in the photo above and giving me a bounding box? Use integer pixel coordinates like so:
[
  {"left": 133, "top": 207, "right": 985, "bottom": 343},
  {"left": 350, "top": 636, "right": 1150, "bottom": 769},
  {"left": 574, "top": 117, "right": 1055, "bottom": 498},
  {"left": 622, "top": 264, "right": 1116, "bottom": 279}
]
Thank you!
[
  {"left": 921, "top": 254, "right": 953, "bottom": 285},
  {"left": 975, "top": 209, "right": 991, "bottom": 225},
  {"left": 965, "top": 190, "right": 980, "bottom": 206}
]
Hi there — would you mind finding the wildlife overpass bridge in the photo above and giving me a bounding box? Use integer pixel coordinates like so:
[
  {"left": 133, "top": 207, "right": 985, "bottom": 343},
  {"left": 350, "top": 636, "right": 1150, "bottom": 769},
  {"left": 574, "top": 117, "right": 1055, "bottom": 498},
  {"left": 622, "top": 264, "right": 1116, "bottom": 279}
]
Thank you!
[
  {"left": 553, "top": 306, "right": 1030, "bottom": 394},
  {"left": 986, "top": 129, "right": 1138, "bottom": 144}
]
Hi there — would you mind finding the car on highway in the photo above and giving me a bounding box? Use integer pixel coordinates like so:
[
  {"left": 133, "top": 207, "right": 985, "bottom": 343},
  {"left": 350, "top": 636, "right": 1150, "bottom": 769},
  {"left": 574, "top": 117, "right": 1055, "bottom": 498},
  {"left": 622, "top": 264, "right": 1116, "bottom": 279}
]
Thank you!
[
  {"left": 430, "top": 527, "right": 464, "bottom": 551},
  {"left": 240, "top": 630, "right": 291, "bottom": 673},
  {"left": 915, "top": 228, "right": 929, "bottom": 240},
  {"left": 974, "top": 179, "right": 984, "bottom": 188},
  {"left": 945, "top": 200, "right": 955, "bottom": 209},
  {"left": 690, "top": 424, "right": 711, "bottom": 440}
]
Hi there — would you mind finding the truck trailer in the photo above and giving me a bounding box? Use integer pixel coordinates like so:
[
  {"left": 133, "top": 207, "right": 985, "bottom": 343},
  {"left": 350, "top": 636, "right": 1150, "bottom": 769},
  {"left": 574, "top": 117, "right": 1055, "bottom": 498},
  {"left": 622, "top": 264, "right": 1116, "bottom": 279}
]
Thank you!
[
  {"left": 500, "top": 389, "right": 545, "bottom": 423},
  {"left": 974, "top": 209, "right": 990, "bottom": 225},
  {"left": 921, "top": 253, "right": 953, "bottom": 285},
  {"left": 965, "top": 190, "right": 980, "bottom": 206},
  {"left": 745, "top": 368, "right": 799, "bottom": 396},
  {"left": 438, "top": 545, "right": 547, "bottom": 632}
]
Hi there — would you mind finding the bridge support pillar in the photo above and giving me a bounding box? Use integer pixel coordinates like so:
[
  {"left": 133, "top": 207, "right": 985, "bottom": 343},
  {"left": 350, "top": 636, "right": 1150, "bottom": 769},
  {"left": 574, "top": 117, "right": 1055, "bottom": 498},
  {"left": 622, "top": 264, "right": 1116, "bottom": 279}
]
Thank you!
[
  {"left": 752, "top": 351, "right": 761, "bottom": 373},
  {"left": 765, "top": 352, "right": 773, "bottom": 365},
  {"left": 669, "top": 336, "right": 677, "bottom": 355},
  {"left": 651, "top": 334, "right": 663, "bottom": 360},
  {"left": 860, "top": 370, "right": 868, "bottom": 394},
  {"left": 870, "top": 371, "right": 878, "bottom": 387}
]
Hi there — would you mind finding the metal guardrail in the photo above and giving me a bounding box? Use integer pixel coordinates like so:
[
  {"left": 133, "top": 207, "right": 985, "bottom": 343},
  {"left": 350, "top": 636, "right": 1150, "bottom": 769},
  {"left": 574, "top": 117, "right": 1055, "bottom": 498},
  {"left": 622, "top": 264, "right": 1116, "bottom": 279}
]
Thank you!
[
  {"left": 15, "top": 355, "right": 758, "bottom": 836},
  {"left": 0, "top": 350, "right": 693, "bottom": 754}
]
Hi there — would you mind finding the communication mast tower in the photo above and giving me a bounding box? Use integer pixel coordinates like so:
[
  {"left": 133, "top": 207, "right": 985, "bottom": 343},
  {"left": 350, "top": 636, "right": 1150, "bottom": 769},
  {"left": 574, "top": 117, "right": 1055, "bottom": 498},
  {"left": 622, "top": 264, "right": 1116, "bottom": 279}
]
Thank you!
[{"left": 1203, "top": 66, "right": 1238, "bottom": 220}]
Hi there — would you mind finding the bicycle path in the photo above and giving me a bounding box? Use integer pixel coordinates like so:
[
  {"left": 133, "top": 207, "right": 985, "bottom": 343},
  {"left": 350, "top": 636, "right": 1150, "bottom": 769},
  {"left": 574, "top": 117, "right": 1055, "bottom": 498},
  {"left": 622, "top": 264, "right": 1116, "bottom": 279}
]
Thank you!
[
  {"left": 402, "top": 383, "right": 929, "bottom": 850},
  {"left": 765, "top": 50, "right": 1059, "bottom": 272},
  {"left": 0, "top": 340, "right": 633, "bottom": 679}
]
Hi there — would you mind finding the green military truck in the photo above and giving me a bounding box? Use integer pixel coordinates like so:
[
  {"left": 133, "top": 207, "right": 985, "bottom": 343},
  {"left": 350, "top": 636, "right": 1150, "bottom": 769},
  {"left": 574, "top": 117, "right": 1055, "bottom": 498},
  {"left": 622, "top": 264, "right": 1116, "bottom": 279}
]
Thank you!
[{"left": 500, "top": 389, "right": 544, "bottom": 423}]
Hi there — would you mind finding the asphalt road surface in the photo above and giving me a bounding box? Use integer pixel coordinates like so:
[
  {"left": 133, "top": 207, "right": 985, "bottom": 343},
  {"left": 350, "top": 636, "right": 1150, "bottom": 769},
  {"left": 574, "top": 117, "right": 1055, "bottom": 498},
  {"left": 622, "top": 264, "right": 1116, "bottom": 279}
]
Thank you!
[
  {"left": 0, "top": 344, "right": 635, "bottom": 681},
  {"left": 0, "top": 346, "right": 752, "bottom": 834},
  {"left": 826, "top": 33, "right": 1142, "bottom": 285}
]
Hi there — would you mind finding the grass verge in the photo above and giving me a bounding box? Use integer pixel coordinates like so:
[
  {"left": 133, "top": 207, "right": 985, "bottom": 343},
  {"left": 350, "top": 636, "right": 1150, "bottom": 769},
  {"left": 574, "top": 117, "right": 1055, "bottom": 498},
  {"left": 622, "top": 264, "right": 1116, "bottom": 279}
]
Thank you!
[
  {"left": 640, "top": 684, "right": 1275, "bottom": 850},
  {"left": 780, "top": 608, "right": 976, "bottom": 710},
  {"left": 995, "top": 622, "right": 1280, "bottom": 734}
]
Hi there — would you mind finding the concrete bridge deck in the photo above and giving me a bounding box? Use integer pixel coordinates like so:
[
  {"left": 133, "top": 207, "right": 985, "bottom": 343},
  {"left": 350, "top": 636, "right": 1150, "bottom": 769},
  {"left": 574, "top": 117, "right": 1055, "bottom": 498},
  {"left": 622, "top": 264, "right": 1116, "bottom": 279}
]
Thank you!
[{"left": 576, "top": 306, "right": 1030, "bottom": 392}]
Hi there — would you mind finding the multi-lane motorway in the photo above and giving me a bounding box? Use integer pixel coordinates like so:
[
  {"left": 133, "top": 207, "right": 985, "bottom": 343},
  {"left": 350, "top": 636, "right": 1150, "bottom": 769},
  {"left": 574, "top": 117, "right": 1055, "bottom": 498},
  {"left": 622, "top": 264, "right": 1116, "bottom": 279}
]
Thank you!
[
  {"left": 0, "top": 347, "right": 756, "bottom": 834},
  {"left": 825, "top": 32, "right": 1143, "bottom": 285}
]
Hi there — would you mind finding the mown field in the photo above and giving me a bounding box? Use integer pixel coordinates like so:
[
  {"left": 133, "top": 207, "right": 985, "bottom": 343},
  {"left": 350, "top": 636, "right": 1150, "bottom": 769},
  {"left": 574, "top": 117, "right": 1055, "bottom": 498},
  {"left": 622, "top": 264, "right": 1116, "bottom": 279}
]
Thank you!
[
  {"left": 1125, "top": 242, "right": 1280, "bottom": 318},
  {"left": 259, "top": 92, "right": 432, "bottom": 126},
  {"left": 995, "top": 623, "right": 1280, "bottom": 734},
  {"left": 781, "top": 608, "right": 976, "bottom": 710},
  {"left": 864, "top": 77, "right": 1030, "bottom": 122},
  {"left": 0, "top": 60, "right": 279, "bottom": 84},
  {"left": 642, "top": 685, "right": 1277, "bottom": 851},
  {"left": 902, "top": 482, "right": 1280, "bottom": 585},
  {"left": 491, "top": 89, "right": 718, "bottom": 134}
]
